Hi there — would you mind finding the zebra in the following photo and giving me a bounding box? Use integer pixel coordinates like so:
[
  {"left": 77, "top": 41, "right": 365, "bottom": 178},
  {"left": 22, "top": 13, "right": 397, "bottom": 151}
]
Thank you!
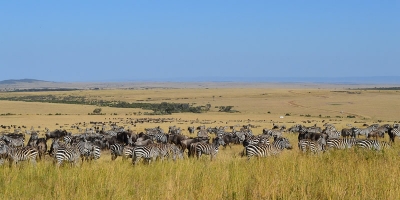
[
  {"left": 388, "top": 127, "right": 400, "bottom": 143},
  {"left": 110, "top": 144, "right": 134, "bottom": 161},
  {"left": 63, "top": 135, "right": 73, "bottom": 145},
  {"left": 75, "top": 140, "right": 97, "bottom": 162},
  {"left": 242, "top": 135, "right": 261, "bottom": 147},
  {"left": 151, "top": 132, "right": 168, "bottom": 144},
  {"left": 110, "top": 143, "right": 125, "bottom": 161},
  {"left": 0, "top": 143, "right": 8, "bottom": 165},
  {"left": 326, "top": 138, "right": 358, "bottom": 150},
  {"left": 1, "top": 135, "right": 24, "bottom": 148},
  {"left": 356, "top": 139, "right": 391, "bottom": 151},
  {"left": 132, "top": 145, "right": 160, "bottom": 165},
  {"left": 54, "top": 146, "right": 81, "bottom": 167},
  {"left": 263, "top": 129, "right": 283, "bottom": 139},
  {"left": 323, "top": 126, "right": 341, "bottom": 139},
  {"left": 354, "top": 125, "right": 377, "bottom": 138},
  {"left": 88, "top": 145, "right": 101, "bottom": 161},
  {"left": 195, "top": 137, "right": 225, "bottom": 160},
  {"left": 27, "top": 132, "right": 39, "bottom": 147},
  {"left": 298, "top": 137, "right": 326, "bottom": 154},
  {"left": 2, "top": 145, "right": 38, "bottom": 167},
  {"left": 150, "top": 143, "right": 183, "bottom": 161},
  {"left": 243, "top": 137, "right": 292, "bottom": 160}
]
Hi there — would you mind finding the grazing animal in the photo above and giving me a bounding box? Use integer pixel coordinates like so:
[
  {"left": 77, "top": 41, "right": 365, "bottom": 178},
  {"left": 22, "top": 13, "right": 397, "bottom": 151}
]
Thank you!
[
  {"left": 195, "top": 137, "right": 225, "bottom": 160},
  {"left": 1, "top": 145, "right": 38, "bottom": 167},
  {"left": 243, "top": 137, "right": 292, "bottom": 160},
  {"left": 54, "top": 146, "right": 81, "bottom": 167},
  {"left": 356, "top": 139, "right": 390, "bottom": 151},
  {"left": 132, "top": 145, "right": 160, "bottom": 165},
  {"left": 326, "top": 138, "right": 358, "bottom": 150}
]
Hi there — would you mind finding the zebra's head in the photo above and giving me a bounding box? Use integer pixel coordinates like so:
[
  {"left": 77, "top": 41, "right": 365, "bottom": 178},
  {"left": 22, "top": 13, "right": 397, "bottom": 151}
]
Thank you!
[
  {"left": 279, "top": 137, "right": 292, "bottom": 150},
  {"left": 0, "top": 143, "right": 8, "bottom": 155},
  {"left": 214, "top": 137, "right": 225, "bottom": 147}
]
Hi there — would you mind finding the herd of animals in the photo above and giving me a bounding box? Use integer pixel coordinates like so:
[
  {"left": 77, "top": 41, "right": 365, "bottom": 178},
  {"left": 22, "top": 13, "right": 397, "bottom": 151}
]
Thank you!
[{"left": 0, "top": 121, "right": 399, "bottom": 167}]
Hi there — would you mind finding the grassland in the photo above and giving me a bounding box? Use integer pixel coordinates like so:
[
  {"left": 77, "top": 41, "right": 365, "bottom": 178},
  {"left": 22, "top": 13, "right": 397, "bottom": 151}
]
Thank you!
[{"left": 0, "top": 86, "right": 400, "bottom": 199}]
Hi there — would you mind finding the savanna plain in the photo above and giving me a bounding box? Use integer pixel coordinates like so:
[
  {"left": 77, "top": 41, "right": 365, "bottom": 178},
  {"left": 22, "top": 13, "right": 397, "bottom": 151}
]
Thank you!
[{"left": 1, "top": 84, "right": 400, "bottom": 200}]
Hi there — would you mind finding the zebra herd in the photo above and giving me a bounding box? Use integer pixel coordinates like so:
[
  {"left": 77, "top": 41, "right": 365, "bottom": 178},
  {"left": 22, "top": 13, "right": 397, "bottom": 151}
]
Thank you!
[{"left": 0, "top": 122, "right": 399, "bottom": 167}]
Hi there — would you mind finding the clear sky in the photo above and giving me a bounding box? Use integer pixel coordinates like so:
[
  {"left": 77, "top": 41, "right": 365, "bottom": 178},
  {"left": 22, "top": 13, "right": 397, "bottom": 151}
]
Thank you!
[{"left": 0, "top": 1, "right": 399, "bottom": 82}]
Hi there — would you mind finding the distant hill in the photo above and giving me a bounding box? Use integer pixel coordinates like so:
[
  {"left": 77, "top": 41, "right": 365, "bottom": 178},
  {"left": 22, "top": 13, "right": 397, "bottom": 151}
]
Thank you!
[{"left": 0, "top": 79, "right": 52, "bottom": 85}]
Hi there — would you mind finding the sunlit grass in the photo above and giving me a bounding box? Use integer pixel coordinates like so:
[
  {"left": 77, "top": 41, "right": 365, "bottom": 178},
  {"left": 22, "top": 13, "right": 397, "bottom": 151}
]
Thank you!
[
  {"left": 1, "top": 88, "right": 400, "bottom": 199},
  {"left": 1, "top": 139, "right": 400, "bottom": 199}
]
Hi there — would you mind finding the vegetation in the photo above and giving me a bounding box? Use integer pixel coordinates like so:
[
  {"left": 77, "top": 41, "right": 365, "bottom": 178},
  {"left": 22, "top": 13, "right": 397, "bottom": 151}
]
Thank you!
[
  {"left": 1, "top": 142, "right": 400, "bottom": 199},
  {"left": 0, "top": 95, "right": 212, "bottom": 115},
  {"left": 1, "top": 87, "right": 400, "bottom": 198}
]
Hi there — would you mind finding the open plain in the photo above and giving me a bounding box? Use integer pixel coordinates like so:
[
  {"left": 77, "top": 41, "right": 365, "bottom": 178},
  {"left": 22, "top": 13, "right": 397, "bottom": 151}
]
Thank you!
[{"left": 1, "top": 83, "right": 400, "bottom": 199}]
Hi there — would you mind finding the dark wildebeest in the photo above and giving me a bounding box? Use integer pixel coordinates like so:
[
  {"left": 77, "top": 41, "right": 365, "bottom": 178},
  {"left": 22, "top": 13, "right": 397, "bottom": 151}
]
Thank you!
[
  {"left": 168, "top": 134, "right": 187, "bottom": 147},
  {"left": 180, "top": 137, "right": 209, "bottom": 153},
  {"left": 134, "top": 139, "right": 153, "bottom": 146},
  {"left": 45, "top": 129, "right": 71, "bottom": 140},
  {"left": 187, "top": 126, "right": 195, "bottom": 134},
  {"left": 116, "top": 131, "right": 135, "bottom": 146},
  {"left": 36, "top": 138, "right": 47, "bottom": 160}
]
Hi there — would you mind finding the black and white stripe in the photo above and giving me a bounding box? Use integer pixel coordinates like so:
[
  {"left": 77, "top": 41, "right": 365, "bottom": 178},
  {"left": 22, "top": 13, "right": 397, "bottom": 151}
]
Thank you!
[
  {"left": 195, "top": 137, "right": 225, "bottom": 160},
  {"left": 132, "top": 145, "right": 160, "bottom": 165},
  {"left": 326, "top": 138, "right": 357, "bottom": 150},
  {"left": 54, "top": 146, "right": 81, "bottom": 166},
  {"left": 243, "top": 138, "right": 292, "bottom": 160},
  {"left": 356, "top": 139, "right": 390, "bottom": 151},
  {"left": 1, "top": 135, "right": 25, "bottom": 148},
  {"left": 298, "top": 138, "right": 326, "bottom": 154},
  {"left": 2, "top": 145, "right": 38, "bottom": 167}
]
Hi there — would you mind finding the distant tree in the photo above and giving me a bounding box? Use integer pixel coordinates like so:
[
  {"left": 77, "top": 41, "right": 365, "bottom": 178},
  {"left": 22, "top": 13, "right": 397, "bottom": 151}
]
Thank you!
[{"left": 93, "top": 108, "right": 102, "bottom": 114}]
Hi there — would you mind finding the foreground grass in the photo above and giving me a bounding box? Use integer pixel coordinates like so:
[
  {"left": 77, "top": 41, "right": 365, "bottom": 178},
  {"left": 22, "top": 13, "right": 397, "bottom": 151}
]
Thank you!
[{"left": 1, "top": 143, "right": 400, "bottom": 200}]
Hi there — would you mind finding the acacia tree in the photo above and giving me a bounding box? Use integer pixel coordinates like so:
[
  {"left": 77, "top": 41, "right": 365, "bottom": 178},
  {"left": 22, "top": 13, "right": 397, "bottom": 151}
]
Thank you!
[{"left": 92, "top": 108, "right": 102, "bottom": 114}]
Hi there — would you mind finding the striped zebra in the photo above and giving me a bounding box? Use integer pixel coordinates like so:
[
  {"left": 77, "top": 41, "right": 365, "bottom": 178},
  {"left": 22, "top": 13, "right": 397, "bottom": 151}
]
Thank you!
[
  {"left": 0, "top": 143, "right": 8, "bottom": 165},
  {"left": 263, "top": 129, "right": 283, "bottom": 139},
  {"left": 63, "top": 135, "right": 73, "bottom": 145},
  {"left": 157, "top": 143, "right": 183, "bottom": 161},
  {"left": 323, "top": 126, "right": 341, "bottom": 139},
  {"left": 152, "top": 132, "right": 168, "bottom": 144},
  {"left": 242, "top": 135, "right": 260, "bottom": 147},
  {"left": 110, "top": 143, "right": 124, "bottom": 161},
  {"left": 1, "top": 145, "right": 38, "bottom": 167},
  {"left": 326, "top": 138, "right": 358, "bottom": 150},
  {"left": 132, "top": 145, "right": 160, "bottom": 165},
  {"left": 298, "top": 138, "right": 326, "bottom": 154},
  {"left": 88, "top": 145, "right": 101, "bottom": 161},
  {"left": 110, "top": 144, "right": 134, "bottom": 161},
  {"left": 243, "top": 137, "right": 292, "bottom": 160},
  {"left": 195, "top": 137, "right": 225, "bottom": 160},
  {"left": 356, "top": 139, "right": 391, "bottom": 151},
  {"left": 354, "top": 125, "right": 377, "bottom": 138},
  {"left": 75, "top": 140, "right": 97, "bottom": 162},
  {"left": 1, "top": 135, "right": 24, "bottom": 148},
  {"left": 54, "top": 146, "right": 81, "bottom": 167},
  {"left": 388, "top": 127, "right": 400, "bottom": 143}
]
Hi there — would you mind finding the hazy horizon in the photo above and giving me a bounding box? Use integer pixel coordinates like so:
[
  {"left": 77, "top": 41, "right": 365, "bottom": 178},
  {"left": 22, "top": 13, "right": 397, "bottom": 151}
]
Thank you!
[
  {"left": 1, "top": 2, "right": 399, "bottom": 82},
  {"left": 1, "top": 76, "right": 400, "bottom": 85}
]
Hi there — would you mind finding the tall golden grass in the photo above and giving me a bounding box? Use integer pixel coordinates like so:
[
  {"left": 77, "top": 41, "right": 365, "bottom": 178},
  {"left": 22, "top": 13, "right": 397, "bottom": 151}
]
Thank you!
[{"left": 0, "top": 88, "right": 399, "bottom": 199}]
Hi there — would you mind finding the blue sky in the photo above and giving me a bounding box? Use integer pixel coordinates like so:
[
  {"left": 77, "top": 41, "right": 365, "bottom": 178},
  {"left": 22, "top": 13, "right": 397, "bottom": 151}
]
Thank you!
[{"left": 0, "top": 1, "right": 399, "bottom": 82}]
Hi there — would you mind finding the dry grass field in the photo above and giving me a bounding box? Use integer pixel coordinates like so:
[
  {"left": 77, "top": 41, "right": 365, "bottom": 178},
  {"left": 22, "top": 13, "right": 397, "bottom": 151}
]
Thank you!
[{"left": 0, "top": 85, "right": 400, "bottom": 199}]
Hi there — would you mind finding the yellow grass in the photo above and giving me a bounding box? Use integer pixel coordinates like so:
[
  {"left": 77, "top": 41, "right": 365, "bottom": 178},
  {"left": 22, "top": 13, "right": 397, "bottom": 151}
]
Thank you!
[{"left": 0, "top": 87, "right": 400, "bottom": 199}]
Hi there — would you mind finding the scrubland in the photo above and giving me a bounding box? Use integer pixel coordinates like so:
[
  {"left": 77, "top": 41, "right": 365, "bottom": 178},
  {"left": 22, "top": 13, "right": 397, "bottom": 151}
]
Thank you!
[{"left": 0, "top": 87, "right": 400, "bottom": 199}]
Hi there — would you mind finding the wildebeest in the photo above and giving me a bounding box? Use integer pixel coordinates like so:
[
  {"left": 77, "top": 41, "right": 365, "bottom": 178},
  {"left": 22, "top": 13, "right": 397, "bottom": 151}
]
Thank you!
[{"left": 45, "top": 129, "right": 71, "bottom": 140}]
